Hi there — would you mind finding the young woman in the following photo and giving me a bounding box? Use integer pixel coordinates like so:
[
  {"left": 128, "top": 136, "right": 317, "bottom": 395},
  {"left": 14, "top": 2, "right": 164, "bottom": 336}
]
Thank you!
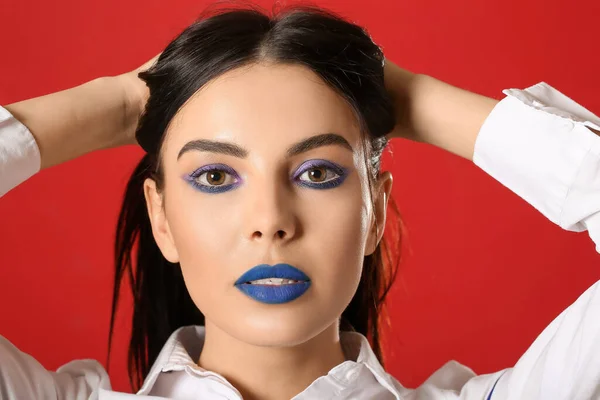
[{"left": 1, "top": 5, "right": 599, "bottom": 400}]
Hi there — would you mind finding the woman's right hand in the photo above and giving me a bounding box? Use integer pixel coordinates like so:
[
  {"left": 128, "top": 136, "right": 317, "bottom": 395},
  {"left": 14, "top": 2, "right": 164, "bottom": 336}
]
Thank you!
[{"left": 115, "top": 53, "right": 160, "bottom": 146}]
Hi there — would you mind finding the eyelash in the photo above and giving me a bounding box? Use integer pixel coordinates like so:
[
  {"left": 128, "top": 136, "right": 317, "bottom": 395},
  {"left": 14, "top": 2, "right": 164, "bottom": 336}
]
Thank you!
[{"left": 184, "top": 161, "right": 348, "bottom": 194}]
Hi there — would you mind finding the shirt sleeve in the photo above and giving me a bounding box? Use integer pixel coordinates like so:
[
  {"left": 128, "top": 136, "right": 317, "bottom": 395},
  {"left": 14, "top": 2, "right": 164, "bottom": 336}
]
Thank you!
[
  {"left": 0, "top": 334, "right": 111, "bottom": 399},
  {"left": 433, "top": 277, "right": 600, "bottom": 400},
  {"left": 463, "top": 83, "right": 600, "bottom": 399},
  {"left": 0, "top": 105, "right": 41, "bottom": 198},
  {"left": 472, "top": 81, "right": 600, "bottom": 254}
]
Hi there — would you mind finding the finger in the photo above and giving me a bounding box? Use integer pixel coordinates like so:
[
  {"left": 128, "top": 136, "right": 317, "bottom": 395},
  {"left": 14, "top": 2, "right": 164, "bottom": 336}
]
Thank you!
[{"left": 136, "top": 53, "right": 161, "bottom": 73}]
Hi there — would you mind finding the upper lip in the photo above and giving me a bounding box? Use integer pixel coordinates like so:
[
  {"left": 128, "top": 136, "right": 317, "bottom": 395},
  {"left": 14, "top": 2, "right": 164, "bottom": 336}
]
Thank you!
[{"left": 235, "top": 263, "right": 310, "bottom": 285}]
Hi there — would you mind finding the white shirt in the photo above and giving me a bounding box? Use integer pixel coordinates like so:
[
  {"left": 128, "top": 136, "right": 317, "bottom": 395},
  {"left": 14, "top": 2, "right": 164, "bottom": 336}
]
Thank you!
[{"left": 0, "top": 81, "right": 599, "bottom": 399}]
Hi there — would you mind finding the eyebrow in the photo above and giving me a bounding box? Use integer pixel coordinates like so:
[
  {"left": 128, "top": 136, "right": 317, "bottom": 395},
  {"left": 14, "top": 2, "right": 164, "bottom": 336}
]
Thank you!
[{"left": 177, "top": 133, "right": 353, "bottom": 161}]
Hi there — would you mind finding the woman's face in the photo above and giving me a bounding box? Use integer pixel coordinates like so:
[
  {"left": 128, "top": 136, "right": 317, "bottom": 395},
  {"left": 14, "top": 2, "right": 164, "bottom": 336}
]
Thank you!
[{"left": 144, "top": 63, "right": 392, "bottom": 347}]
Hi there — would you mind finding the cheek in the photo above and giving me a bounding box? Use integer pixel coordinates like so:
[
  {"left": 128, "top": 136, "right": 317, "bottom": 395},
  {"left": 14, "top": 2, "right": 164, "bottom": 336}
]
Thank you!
[
  {"left": 163, "top": 188, "right": 241, "bottom": 305},
  {"left": 168, "top": 195, "right": 233, "bottom": 255},
  {"left": 305, "top": 189, "right": 368, "bottom": 269},
  {"left": 300, "top": 177, "right": 370, "bottom": 308}
]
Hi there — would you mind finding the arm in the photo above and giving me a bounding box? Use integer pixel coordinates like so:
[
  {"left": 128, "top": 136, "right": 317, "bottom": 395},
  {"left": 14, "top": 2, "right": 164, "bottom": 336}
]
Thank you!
[
  {"left": 384, "top": 60, "right": 599, "bottom": 160},
  {"left": 386, "top": 60, "right": 600, "bottom": 253},
  {"left": 383, "top": 60, "right": 498, "bottom": 161},
  {"left": 4, "top": 74, "right": 143, "bottom": 171},
  {"left": 0, "top": 335, "right": 111, "bottom": 399},
  {"left": 0, "top": 76, "right": 136, "bottom": 198},
  {"left": 0, "top": 55, "right": 157, "bottom": 197},
  {"left": 4, "top": 54, "right": 155, "bottom": 171}
]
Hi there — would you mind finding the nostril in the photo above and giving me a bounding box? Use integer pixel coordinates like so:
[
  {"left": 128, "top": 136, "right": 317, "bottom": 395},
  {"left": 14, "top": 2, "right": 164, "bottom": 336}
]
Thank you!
[{"left": 252, "top": 230, "right": 287, "bottom": 240}]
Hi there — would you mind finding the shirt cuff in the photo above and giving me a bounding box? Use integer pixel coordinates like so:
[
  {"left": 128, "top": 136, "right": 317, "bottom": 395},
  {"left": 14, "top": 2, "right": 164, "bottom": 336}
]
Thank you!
[
  {"left": 473, "top": 82, "right": 600, "bottom": 234},
  {"left": 0, "top": 105, "right": 41, "bottom": 197}
]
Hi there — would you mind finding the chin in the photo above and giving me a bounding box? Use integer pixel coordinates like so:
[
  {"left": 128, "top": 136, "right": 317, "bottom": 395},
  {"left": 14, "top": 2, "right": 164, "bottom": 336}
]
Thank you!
[{"left": 226, "top": 305, "right": 338, "bottom": 348}]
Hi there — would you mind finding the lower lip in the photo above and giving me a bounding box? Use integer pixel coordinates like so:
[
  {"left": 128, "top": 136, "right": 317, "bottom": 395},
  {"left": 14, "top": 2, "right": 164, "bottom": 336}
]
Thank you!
[{"left": 235, "top": 281, "right": 311, "bottom": 304}]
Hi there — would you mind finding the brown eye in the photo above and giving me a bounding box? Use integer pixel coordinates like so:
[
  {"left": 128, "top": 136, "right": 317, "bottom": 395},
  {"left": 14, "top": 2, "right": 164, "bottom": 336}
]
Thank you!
[
  {"left": 295, "top": 161, "right": 346, "bottom": 189},
  {"left": 297, "top": 165, "right": 341, "bottom": 186},
  {"left": 307, "top": 167, "right": 327, "bottom": 182},
  {"left": 206, "top": 171, "right": 225, "bottom": 185},
  {"left": 196, "top": 169, "right": 235, "bottom": 186}
]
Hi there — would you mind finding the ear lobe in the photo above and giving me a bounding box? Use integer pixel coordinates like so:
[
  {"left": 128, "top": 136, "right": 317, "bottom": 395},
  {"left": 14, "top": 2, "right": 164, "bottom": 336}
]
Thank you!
[
  {"left": 143, "top": 178, "right": 180, "bottom": 263},
  {"left": 364, "top": 171, "right": 393, "bottom": 256}
]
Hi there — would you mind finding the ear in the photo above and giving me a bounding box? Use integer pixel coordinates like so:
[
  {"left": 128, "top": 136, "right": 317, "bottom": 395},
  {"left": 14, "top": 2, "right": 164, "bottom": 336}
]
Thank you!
[
  {"left": 364, "top": 171, "right": 393, "bottom": 256},
  {"left": 143, "top": 178, "right": 180, "bottom": 263}
]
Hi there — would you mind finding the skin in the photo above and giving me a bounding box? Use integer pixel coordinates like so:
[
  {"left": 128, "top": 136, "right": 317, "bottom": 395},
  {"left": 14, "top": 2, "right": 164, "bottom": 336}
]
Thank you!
[{"left": 143, "top": 62, "right": 393, "bottom": 400}]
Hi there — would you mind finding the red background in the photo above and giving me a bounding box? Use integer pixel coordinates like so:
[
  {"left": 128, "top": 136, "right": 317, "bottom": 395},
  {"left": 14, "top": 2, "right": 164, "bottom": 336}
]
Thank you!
[{"left": 0, "top": 0, "right": 598, "bottom": 393}]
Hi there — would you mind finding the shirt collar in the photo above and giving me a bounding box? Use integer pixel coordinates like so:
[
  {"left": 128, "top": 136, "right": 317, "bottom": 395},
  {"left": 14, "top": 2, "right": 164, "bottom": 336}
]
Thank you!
[{"left": 137, "top": 325, "right": 404, "bottom": 399}]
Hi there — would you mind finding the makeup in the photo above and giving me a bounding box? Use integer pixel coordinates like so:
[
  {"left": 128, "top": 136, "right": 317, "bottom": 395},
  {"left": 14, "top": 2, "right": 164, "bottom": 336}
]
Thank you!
[
  {"left": 235, "top": 263, "right": 311, "bottom": 304},
  {"left": 293, "top": 159, "right": 348, "bottom": 189},
  {"left": 183, "top": 163, "right": 242, "bottom": 194}
]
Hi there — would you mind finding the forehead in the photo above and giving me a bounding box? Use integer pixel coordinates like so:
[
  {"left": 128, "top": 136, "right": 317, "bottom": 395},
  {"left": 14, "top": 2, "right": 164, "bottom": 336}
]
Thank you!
[{"left": 162, "top": 63, "right": 362, "bottom": 157}]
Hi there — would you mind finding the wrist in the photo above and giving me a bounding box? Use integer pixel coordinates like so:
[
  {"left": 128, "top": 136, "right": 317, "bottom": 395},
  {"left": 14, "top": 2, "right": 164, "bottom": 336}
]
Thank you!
[
  {"left": 384, "top": 60, "right": 423, "bottom": 142},
  {"left": 114, "top": 72, "right": 148, "bottom": 146}
]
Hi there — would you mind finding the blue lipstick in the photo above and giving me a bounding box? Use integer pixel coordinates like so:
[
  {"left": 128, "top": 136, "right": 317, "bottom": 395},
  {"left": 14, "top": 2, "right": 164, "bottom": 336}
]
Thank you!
[{"left": 234, "top": 263, "right": 311, "bottom": 304}]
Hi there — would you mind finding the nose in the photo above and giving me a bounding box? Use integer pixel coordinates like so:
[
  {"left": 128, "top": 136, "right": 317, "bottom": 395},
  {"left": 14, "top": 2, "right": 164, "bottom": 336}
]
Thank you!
[{"left": 245, "top": 178, "right": 298, "bottom": 244}]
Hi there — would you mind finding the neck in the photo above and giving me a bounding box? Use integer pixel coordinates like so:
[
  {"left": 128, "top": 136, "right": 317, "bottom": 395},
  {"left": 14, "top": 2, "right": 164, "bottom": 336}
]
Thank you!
[{"left": 198, "top": 321, "right": 347, "bottom": 400}]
